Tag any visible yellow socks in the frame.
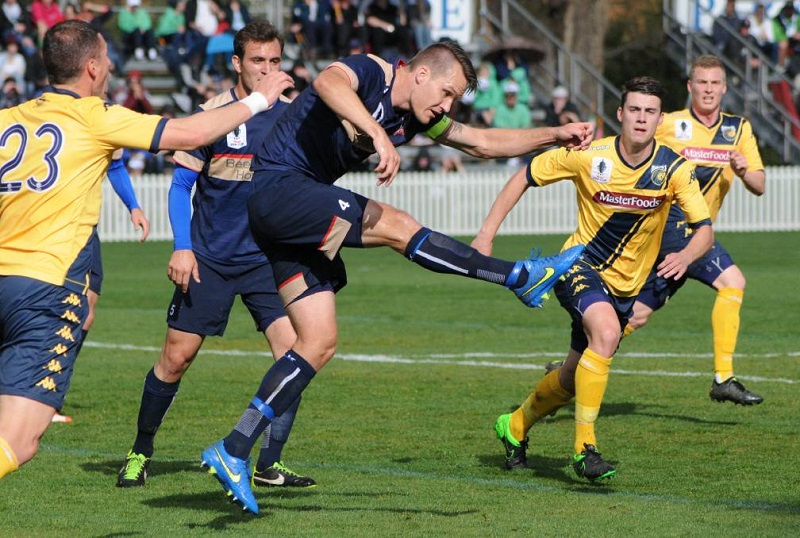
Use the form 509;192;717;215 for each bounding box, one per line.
509;369;573;441
0;436;19;479
712;287;743;382
574;349;612;454
622;324;636;338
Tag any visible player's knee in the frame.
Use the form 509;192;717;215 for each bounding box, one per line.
157;348;195;379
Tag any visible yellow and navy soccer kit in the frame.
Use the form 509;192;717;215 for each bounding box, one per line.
637;109;763;309
0;87;165;409
526;136;711;352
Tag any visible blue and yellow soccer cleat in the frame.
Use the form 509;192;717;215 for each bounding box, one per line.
507;244;584;308
494;413;528;470
201;440;259;514
572;443;616;482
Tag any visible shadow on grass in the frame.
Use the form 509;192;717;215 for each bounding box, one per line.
502;402;738;426
81;458;201;478
142;491;478;529
477;452;618;489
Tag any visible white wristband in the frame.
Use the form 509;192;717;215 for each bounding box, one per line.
241;92;270;116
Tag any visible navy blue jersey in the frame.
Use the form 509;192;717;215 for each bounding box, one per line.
251;54;441;184
172;90;290;265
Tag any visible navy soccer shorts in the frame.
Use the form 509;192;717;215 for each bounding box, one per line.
554;260;636;353
167;256;286;336
636;219;734;311
0;276;88;410
88;230;103;295
248;170;370;305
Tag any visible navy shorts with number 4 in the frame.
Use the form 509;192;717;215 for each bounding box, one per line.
248;170;370;305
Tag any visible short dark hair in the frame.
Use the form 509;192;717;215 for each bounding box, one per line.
43;20;102;84
234;19;284;59
620;76;666;108
407;40;477;92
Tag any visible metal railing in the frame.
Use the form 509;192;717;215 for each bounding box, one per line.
662;0;800;163
477;0;621;134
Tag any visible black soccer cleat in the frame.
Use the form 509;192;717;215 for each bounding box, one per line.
572;443;616;482
251;462;317;488
709;377;763;405
117;451;150;487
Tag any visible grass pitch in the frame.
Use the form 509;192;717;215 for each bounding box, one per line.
1;233;798;537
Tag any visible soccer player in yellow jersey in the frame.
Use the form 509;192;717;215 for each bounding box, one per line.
0;19;293;479
627;55;766;405
473;76;713;481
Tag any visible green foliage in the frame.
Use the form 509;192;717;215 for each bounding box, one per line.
1;234;798;536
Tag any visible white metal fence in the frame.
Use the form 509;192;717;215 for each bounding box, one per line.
99;166;800;242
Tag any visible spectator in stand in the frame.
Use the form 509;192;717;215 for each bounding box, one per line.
364;0;403;59
493;79;532;167
118;0;159;61
221;0;250;33
472;61;501;126
120;70;155;114
1;0;34;52
725;19;762;79
284;59;313;100
290;0;334;60
773;1;800;72
332;0;359;57
156;0;187;51
748;2;777;63
406;0;431;52
493;51;531;107
711;0;742;55
0;75;21;108
0;34;26;94
185;0;222;70
544;85;581;128
492;79;531;129
409;146;434;171
30;0;64;46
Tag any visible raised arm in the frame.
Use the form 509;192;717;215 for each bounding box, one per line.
313;64;402;185
158;70;294;151
436;120;593;159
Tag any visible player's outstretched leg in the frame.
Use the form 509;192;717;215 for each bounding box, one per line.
201;440;259;514
507;245;584;307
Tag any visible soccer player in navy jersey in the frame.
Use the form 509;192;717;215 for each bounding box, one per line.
200;39;594;513
117;20;315;490
0;19;291;479
474;76;713;482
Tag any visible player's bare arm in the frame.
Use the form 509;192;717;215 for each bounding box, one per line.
656;224;714;280
730;150;766;196
471;167;530;256
437;121;593;158
130;208;149;243
315;64;401;185
159;71;294;151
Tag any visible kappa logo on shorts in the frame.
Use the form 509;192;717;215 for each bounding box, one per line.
338;199;350;211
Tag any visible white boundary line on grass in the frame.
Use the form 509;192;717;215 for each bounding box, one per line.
84;341;797;385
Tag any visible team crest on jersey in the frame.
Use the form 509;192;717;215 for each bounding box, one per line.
675;119;692;141
227;124;247;149
590;157;613;183
721;125;736;142
650;164;667;186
